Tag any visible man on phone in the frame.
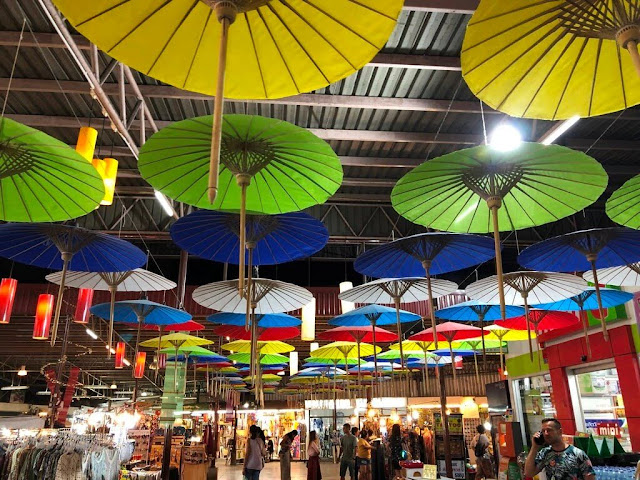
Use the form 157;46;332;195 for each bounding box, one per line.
524;418;595;480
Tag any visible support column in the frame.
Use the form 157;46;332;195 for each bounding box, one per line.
548;367;576;434
614;352;640;451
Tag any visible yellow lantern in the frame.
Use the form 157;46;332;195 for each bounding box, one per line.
75;127;97;162
301;298;316;341
92;158;118;206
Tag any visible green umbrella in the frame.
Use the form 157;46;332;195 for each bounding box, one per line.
392;142;607;320
0;118;104;221
607;174;640;229
227;352;289;365
139;114;343;293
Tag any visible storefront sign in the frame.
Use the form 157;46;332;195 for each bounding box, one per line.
585;419;623;437
437;459;466;479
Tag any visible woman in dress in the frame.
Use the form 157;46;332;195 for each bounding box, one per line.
245;425;267;480
388;424;404;480
279;430;298;480
307;430;322;480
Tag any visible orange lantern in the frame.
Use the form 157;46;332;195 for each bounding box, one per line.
115;342;125;369
134;352;146;379
75;126;97;162
33;294;54;340
0;278;17;324
74;288;93;324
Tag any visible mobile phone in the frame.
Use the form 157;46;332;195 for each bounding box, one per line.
534;431;545;445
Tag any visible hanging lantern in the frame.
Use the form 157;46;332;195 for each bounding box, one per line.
74;288;94;324
157;353;167;370
289;351;298;376
134;352;146;379
75;126;97;162
339;281;355;314
454;357;463;370
310;342;319;352
0;278;17;324
301;298;316;341
33;294;54;340
92;158;119;206
115;342;125;369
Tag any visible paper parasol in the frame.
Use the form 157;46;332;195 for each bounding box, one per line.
607;174;640;229
583;262;640;287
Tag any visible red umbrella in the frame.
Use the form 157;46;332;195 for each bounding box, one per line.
409;322;485;381
213;324;299;342
318;326;398;390
495;310;579;333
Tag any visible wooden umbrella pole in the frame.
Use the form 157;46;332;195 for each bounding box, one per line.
371;320;378;397
51;253;72;347
479;314;487;367
522;293;534;361
208;9;235;205
244;244;253;330
238;178;249;295
588;258;609;340
422;261;439;352
155;325;163;382
579;308;592;359
394;297;407;397
472;349;479;383
448;341;456;382
488;198;507;320
626;40;640;78
107;285;117;358
356;338;361;393
499;336;505;374
423;349;429;396
133;313;143;403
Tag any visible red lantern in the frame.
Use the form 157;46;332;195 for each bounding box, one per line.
74;288;94;324
33;294;54;340
115;342;125;369
455;357;463;370
157;353;167;370
0;278;17;324
134;352;146;379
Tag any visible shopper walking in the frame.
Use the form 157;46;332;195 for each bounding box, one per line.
280;430;298;480
339;423;358;480
245;425;267;480
388;424;404;480
357;430;374;480
471;425;493;480
352;426;360;480
307;430;322;480
524;418;595;480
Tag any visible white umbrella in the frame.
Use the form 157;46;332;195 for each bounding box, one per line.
583;262;640;287
46;269;176;356
339;277;457;395
466;271;586;359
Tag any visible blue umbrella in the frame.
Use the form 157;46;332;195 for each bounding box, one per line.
354;232;496;278
171;210;328;266
436;300;525;363
535;287;633;358
206;312;301;328
0;223;146;346
518;228;640;340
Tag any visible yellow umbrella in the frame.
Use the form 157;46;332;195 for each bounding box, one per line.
52;0;403;203
221;340;294;355
461;0;640;119
467;324;535;373
389;340;436;390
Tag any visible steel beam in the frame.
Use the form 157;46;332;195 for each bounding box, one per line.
403;0;479;14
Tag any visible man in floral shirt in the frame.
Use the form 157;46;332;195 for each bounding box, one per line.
524;419;595;480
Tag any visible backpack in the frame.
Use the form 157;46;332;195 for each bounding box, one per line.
474;437;487;458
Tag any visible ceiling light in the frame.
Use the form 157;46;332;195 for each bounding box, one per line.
105;345;116;355
1;385;28;391
539;115;580;145
154;190;175;217
36;390;51;396
141;391;148;397
123;359;131;367
86;328;98;340
110;383;117;390
489;124;522;152
17;366;27;377
87;385;112;390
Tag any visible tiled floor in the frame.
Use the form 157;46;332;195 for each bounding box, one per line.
218;460;343;480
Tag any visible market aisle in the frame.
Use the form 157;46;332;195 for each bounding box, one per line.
218;461;341;480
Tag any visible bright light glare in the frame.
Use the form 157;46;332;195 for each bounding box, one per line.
86;328;98;340
489;124;522;152
540;115;580;145
484;422;492;431
154;190;175;217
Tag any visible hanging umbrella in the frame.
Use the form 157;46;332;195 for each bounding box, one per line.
328;305;420;390
319;326;397;390
54;1;400;206
213;324;299;341
467;271;586;359
141;115;342;294
207;311;300;328
388;340;439;390
47;268;176;356
534;288;633;358
0;117;104;221
467;324;535;374
0;223;146;346
392;143;607;320
450;339;506;382
338;277;457;396
140;333;213;391
436;300;525;363
583;262;640;287
354;232;495;377
221;340;294;355
518;228;640;339
303;357;361;368
495;310;580;333
127;320;205;333
228;352;289;365
607;175;640;229
461;1;640;120
409;322;484;381
243;374;281;384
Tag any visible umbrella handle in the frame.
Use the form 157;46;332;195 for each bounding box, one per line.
480;315;487;367
522;294;534;361
394;297;407;398
589;260;609;341
208;12;234;204
488;199;507;320
108;286;117;358
245;245;253;331
626;40;640;79
238;179;250;295
580;308;592;359
51;254;71;347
